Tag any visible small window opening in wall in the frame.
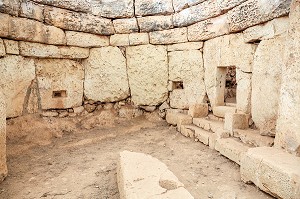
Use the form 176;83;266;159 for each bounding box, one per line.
225;66;237;104
52;90;67;98
172;81;184;90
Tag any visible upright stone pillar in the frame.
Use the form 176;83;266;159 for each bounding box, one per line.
275;0;300;156
0;92;7;182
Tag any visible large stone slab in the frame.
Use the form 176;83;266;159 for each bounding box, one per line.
252;37;285;134
241;147;300;199
0;0;20;16
113;18;139;34
32;0;91;12
275;0;300;155
149;28;188;45
35;59;84;109
44;6;115;35
65;31;109;48
0;92;7;182
173;0;206;12
83;47;130;102
236;70;252;114
168;50;206;108
135;0;174;16
117;151;194;199
138;15;173;32
91;0;134;18
228;0;291;32
20;1;44;22
0;55;35;117
3;39;19;55
19;42;89;59
126;45;168;106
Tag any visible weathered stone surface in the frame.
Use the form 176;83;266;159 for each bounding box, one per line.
117;151;194;199
110;34;130;46
19;42;89;59
188;14;230;41
213;106;236;118
0;55;35;117
66;31;109;47
173;0;206;12
36;59;84;109
0;92;7;182
233;129;274;147
224;113;248;133
3;39;19;55
126;45;168;105
150;28;188;45
0;13;9;37
0;39;5;57
228;0;291;32
32;0;91;12
113;18;139;34
243;16;289;42
167;42;203;51
20;1;44;21
91;0;134;18
84;47;130;102
188;104;208;118
252;37;285;134
135;0;174;16
170;89;189;109
275;0;300;155
0;0;20;16
129;33;149;45
173;0;221;27
169;50;206;107
236;70;252;114
138;15;173;32
44;6;115;35
241;147;300;198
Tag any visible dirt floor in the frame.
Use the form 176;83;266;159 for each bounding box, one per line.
0;110;274;199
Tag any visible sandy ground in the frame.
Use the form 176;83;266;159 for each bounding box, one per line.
0;112;273;199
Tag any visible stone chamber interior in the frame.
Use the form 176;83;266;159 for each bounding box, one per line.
0;0;300;198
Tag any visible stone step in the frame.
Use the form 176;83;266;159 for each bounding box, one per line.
213;106;236;118
233;129;274;147
193;117;224;133
215;138;251;165
166;110;192;131
180;124;214;146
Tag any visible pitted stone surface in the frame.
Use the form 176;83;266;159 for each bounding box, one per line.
0;92;7;182
84;47;130;102
135;0;174;16
91;0;134;18
138;15;174;32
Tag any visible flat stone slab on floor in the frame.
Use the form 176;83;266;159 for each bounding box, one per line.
117;150;194;199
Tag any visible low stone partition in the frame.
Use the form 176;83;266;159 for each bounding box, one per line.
117;151;194;199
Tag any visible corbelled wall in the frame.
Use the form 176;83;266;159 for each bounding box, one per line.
0;0;299;182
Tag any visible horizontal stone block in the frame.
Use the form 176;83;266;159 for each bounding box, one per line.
188;104;209;118
91;0;134;18
113;18;139;34
129;33;149;45
167;42;203;51
32;0;91;13
110;34;130;46
3;39;19;55
44;6;115;35
19;42;89;59
150;28;188;45
66;31;109;47
0;0;20;16
173;0;206;12
135;0;174;16
233;129;274;147
20;1;44;21
213;106;236;118
138;15;173;32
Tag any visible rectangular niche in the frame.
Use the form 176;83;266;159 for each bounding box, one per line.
172;81;184;90
52;90;67;98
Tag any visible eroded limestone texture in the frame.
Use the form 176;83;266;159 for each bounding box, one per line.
0;92;7;182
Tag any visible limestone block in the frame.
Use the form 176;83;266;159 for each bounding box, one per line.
32;0;91;12
213;106;236;118
36;59;84;109
233;129;274;147
135;0;174;16
0;0;20;16
167;42;203;51
138;15;173;32
173;0;221;27
150;28;188;45
252;37;285;133
188;104;208;118
236;70;252;114
243;17;289;42
113;18;139;34
228;0;291;32
173;0;206;12
168;50;206;106
110;34;130;46
3;39;19;55
241;147;300;199
217;0;248;11
19;42;89;59
188;14;230;42
0;92;7;182
44;6;115;35
126;45;168;106
166;109;186;125
275;0;300;155
129;33;149;45
83;47;130;102
91;0;134;18
0;39;5;57
20;1;44;21
224;113;248;133
66;31;109;48
170;89;189;110
0;55;35;117
0;13;9;37
117;151;194;199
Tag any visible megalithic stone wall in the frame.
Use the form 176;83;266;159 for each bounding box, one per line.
0;91;7;182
